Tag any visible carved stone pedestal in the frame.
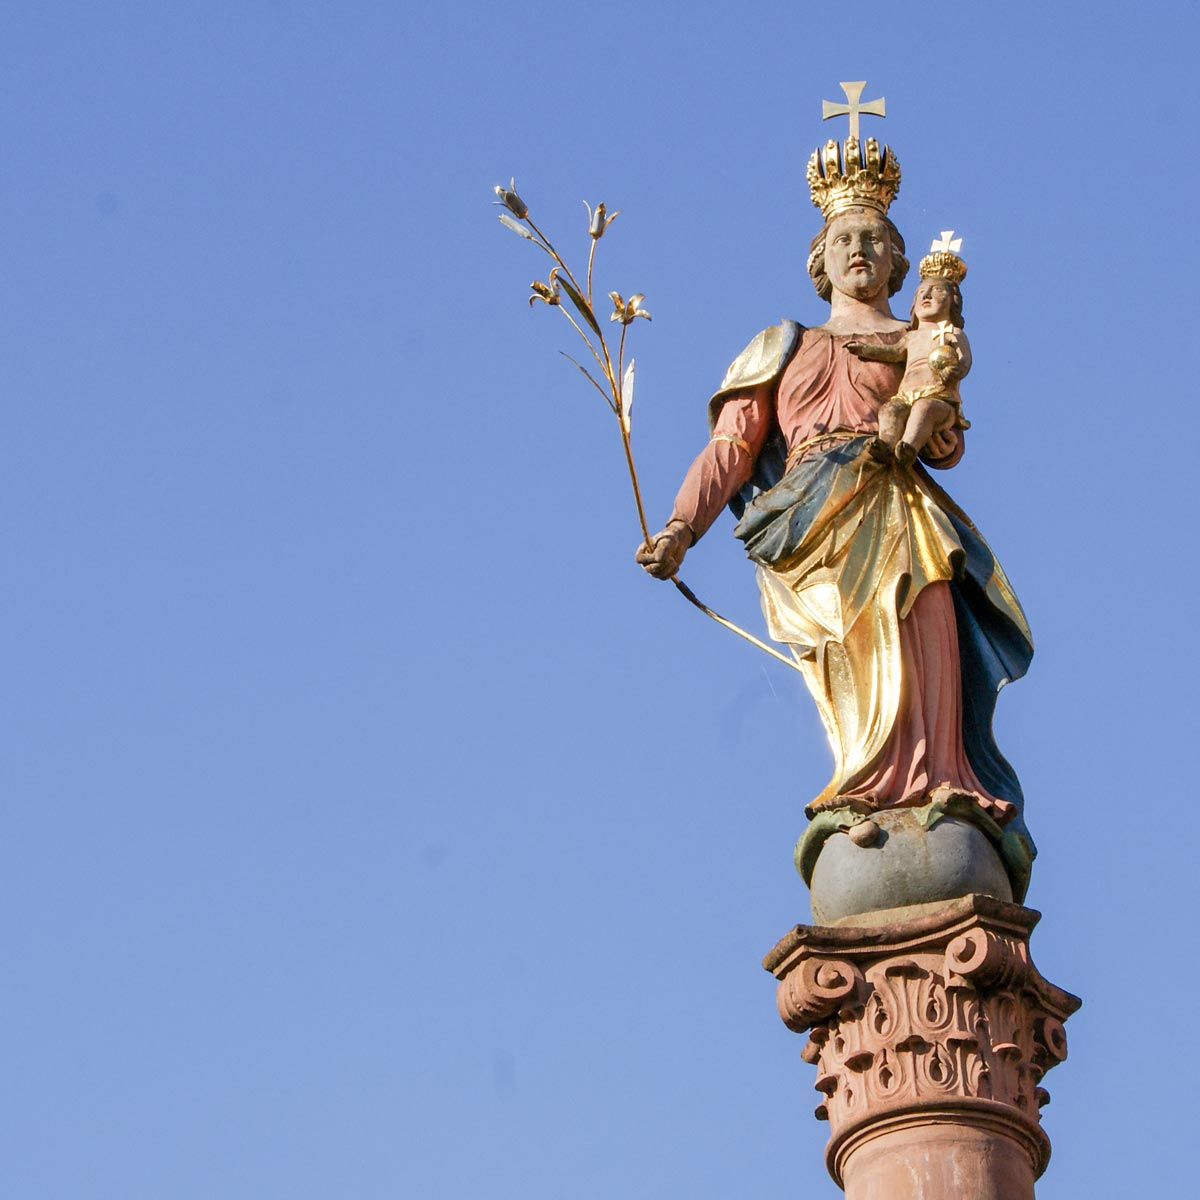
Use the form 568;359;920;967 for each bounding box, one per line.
764;895;1079;1199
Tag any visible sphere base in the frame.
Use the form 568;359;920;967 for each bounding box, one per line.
808;809;1013;925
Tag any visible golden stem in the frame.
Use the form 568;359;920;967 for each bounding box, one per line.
556;305;610;383
669;578;804;673
594;322;619;410
526;217;586;297
617;404;652;545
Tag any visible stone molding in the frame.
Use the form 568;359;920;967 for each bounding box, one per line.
765;895;1080;1189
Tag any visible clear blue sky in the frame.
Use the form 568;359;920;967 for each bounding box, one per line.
1;2;1192;1196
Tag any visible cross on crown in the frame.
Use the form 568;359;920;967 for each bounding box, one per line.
821;81;886;141
808;79;899;218
931;230;963;254
918;230;968;284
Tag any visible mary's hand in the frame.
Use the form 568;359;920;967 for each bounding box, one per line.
635;520;694;579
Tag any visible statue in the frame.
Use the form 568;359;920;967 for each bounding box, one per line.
496;88;1080;1193
495;90;1080;1194
636;87;1036;899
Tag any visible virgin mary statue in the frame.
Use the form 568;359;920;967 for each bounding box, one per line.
637;133;1035;898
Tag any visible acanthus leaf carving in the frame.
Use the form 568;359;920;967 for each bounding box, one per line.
767;898;1080;1168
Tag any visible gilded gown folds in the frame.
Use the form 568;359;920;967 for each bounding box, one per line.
735;435;1031;829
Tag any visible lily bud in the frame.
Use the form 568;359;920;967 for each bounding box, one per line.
585;201;620;240
494;177;528;220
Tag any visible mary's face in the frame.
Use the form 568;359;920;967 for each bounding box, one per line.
824;211;892;301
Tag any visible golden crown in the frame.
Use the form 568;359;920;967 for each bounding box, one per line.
806;135;901;220
918;232;967;284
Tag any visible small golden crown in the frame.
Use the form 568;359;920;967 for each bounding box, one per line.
918;232;967;284
806;136;901;220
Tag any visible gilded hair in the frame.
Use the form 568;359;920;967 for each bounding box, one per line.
806;216;909;302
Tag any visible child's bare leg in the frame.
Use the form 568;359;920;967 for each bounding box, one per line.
896;398;955;464
866;399;907;463
878;399;909;446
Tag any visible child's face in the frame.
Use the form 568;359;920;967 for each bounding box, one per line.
913;279;953;322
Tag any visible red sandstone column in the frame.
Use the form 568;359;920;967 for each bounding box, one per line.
765;895;1078;1199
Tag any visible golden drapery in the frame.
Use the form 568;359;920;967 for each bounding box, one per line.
748;446;1028;808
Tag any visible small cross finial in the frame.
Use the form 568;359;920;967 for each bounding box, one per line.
931;230;962;253
932;321;957;345
821;81;886;141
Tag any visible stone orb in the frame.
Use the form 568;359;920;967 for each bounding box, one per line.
809;808;1013;925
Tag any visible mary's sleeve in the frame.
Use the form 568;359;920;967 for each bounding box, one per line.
670;387;772;540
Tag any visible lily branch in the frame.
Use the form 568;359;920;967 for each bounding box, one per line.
494;178;802;674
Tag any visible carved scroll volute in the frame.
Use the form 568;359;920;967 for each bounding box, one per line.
1036;1015;1069;1066
777;956;864;1033
944;928;1028;990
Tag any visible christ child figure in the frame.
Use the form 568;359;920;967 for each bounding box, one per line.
846;235;971;466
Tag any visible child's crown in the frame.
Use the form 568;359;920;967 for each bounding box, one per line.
919;232;967;284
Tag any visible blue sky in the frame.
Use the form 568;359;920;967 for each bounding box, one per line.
1;2;1194;1196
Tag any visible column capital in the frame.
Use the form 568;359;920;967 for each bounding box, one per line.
765;895;1080;1193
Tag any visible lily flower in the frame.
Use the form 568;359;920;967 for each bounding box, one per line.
529;268;561;306
609;291;651;325
493;178;528;220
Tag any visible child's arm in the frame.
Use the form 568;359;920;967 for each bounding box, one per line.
952;330;971;379
844;338;908;364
